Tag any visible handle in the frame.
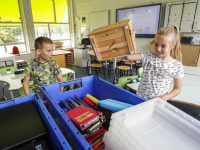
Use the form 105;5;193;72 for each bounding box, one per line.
58;78;82;88
195;59;197;64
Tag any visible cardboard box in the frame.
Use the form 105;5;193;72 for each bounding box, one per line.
88;19;136;61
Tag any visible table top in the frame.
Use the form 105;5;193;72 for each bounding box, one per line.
0;68;75;91
127;82;200;106
0;53;15;58
183;66;200;76
53;50;73;56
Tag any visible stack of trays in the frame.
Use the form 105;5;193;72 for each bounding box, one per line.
103;98;200;150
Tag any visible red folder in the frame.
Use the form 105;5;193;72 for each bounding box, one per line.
86;128;107;146
65;106;103;131
92;139;104;150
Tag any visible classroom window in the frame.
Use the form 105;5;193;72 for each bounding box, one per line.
31;0;71;47
34;24;50;38
50;24;70;40
0;1;27;53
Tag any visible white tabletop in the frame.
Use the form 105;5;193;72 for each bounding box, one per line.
127;82;200;106
184;66;200;76
0;68;75;91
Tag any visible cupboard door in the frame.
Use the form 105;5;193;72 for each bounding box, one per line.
181;45;200;67
149;42;155;52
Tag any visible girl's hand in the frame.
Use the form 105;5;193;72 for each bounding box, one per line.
131;29;136;40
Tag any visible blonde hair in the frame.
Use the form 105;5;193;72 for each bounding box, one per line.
156;25;182;63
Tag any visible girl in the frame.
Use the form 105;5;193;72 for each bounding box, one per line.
125;25;184;100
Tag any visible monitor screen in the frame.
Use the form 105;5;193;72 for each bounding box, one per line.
116;4;162;38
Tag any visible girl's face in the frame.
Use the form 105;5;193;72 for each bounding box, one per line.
154;35;176;61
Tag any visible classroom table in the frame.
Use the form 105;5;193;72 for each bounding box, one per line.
0;68;75;100
126;72;200;107
183;66;200;76
0;53;16;67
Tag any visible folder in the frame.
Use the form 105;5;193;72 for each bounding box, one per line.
86;128;107;146
92;139;104;150
65;106;103;131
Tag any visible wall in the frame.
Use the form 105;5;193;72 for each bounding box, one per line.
74;0;200;52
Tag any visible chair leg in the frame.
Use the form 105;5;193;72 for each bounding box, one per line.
2;83;8;101
113;68;118;84
95;67;98;77
103;66;106;80
86;59;89;74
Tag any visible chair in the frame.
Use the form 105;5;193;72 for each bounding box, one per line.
0;60;14;68
138;67;143;78
0;66;18;100
19;85;33;96
89;63;106;80
107;59;121;79
55;73;70;82
124;61;136;75
16;60;26;69
117;65;131;77
115;75;138;89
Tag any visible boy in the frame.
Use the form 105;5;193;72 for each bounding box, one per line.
23;37;64;96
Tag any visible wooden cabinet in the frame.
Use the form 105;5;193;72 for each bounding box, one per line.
181;44;200;67
149;42;200;67
52;50;74;68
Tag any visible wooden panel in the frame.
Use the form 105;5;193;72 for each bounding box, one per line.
181;45;200;67
52;55;66;68
149;42;155;52
100;47;129;60
88;19;136;61
93;27;125;43
65;53;74;68
97;37;127;52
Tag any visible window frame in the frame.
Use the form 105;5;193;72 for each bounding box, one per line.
0;0;27;54
32;0;71;47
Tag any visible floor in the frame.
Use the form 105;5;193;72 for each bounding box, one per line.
0;64;138;102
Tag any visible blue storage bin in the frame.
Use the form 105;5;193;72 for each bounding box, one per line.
41;76;147;150
0;93;72;150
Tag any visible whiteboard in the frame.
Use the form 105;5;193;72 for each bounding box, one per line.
89;10;109;32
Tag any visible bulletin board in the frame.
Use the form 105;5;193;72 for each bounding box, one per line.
89;10;110;32
164;0;200;32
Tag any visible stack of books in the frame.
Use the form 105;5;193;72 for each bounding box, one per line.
62;95;107;150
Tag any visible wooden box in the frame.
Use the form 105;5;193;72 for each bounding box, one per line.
88;19;136;61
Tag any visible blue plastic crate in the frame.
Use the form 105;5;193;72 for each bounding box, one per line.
0;93;72;150
41;76;147;150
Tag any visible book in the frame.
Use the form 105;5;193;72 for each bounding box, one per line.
65;105;103;131
86;128;107;146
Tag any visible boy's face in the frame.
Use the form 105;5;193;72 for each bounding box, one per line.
37;43;53;62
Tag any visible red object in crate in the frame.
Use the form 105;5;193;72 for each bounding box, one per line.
83;97;98;110
92;139;104;150
65;105;103;131
86;128;107;146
